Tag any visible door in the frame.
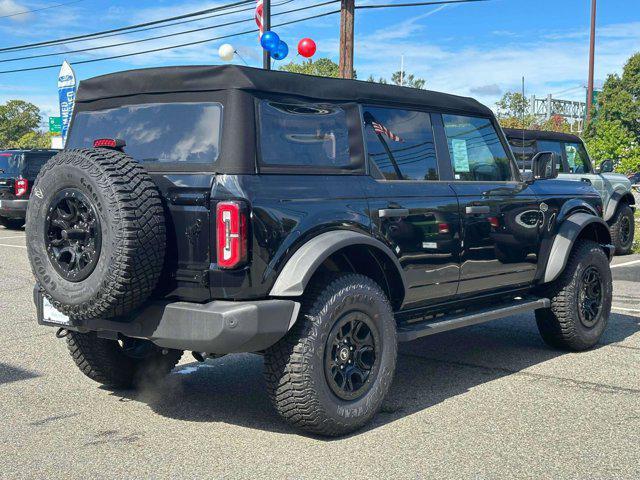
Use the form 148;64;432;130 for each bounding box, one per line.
441;114;542;295
362;106;461;309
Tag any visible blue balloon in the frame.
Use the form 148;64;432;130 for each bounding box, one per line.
260;31;280;52
270;41;289;61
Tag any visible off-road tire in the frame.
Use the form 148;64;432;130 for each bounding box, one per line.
609;203;634;255
26;149;166;320
535;240;612;351
0;216;24;230
66;331;182;389
264;274;397;437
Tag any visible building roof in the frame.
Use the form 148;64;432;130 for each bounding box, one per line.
502;128;582;143
76;65;493;116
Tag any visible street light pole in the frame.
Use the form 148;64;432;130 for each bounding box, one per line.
586;0;596;124
263;0;271;70
339;0;355;79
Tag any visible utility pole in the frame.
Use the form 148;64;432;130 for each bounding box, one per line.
339;0;355;79
586;0;596;123
263;0;271;70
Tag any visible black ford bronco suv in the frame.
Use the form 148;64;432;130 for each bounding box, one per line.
27;66;613;436
0;149;58;229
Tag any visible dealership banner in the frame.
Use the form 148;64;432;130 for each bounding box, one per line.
57;60;77;145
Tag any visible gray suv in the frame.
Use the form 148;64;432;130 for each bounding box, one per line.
505;129;635;255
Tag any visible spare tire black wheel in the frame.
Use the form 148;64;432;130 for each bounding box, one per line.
26;148;166;320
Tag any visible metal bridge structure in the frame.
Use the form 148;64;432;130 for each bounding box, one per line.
530;94;587;133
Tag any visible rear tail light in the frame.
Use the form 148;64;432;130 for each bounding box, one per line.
216;201;248;269
488;216;500;229
438;222;450;234
14;178;28;197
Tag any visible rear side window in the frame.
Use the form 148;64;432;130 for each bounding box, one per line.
67;102;222;164
0;152;24;175
258;101;352;170
537;140;565;173
362;106;438;181
507;137;536;171
443;115;513;182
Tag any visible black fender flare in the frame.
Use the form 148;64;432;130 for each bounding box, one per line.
543;212;613;284
269;230;407;300
604;189;635;222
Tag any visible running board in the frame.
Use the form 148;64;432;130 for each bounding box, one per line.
397;298;550;343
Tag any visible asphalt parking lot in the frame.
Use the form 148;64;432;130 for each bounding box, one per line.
0;225;638;479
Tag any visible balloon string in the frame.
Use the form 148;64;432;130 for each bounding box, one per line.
234;50;250;66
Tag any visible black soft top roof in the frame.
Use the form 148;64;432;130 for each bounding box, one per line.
76;65;492;116
503;128;582;143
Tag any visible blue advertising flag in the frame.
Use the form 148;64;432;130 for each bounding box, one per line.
58;60;77;145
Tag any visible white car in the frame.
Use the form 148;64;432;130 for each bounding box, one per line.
504;128;635;255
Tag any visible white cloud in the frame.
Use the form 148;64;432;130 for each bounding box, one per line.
0;0;29;21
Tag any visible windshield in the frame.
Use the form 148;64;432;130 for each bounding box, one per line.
67;102;223;164
0;152;24;175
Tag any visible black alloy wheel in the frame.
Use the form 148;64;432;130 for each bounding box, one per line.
45;188;102;282
324;311;380;401
619;214;632;247
578;266;604;328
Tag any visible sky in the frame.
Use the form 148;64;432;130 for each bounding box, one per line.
0;0;638;124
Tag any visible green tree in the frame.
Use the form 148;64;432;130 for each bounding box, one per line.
584;52;640;173
495;92;535;129
367;70;426;89
279;58;356;78
0;100;43;147
14;131;53;149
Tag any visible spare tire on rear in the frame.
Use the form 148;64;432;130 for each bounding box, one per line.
26;148;166;320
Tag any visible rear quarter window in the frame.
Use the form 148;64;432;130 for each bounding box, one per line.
67;102;222;165
258;101;358;173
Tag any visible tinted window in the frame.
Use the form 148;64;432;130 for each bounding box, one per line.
507;137;536;171
565;142;591;174
259;101;351;169
0;152;24;175
537;140;565;173
67;103;222;164
363;106;438;181
443;115;513;182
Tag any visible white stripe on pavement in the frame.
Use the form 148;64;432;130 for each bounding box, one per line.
611;259;640;269
0;235;26;241
0;243;26;249
612;306;640;313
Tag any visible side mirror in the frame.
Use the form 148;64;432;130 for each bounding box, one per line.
598;159;614;173
530;151;559;181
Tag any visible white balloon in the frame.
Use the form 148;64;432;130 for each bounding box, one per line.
218;44;235;62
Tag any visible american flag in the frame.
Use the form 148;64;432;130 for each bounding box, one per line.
255;0;264;38
372;121;404;143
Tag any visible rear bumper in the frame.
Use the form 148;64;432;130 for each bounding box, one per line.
0;198;28;219
35;287;300;354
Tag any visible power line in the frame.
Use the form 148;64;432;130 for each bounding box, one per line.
356;0;488;9
0;0;85;19
0;1;338;64
0;9;341;75
0;0;255;53
2;0;297;54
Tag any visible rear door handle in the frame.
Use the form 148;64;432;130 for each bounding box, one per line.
378;208;410;218
465;205;490;215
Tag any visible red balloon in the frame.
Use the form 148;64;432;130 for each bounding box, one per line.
297;38;317;58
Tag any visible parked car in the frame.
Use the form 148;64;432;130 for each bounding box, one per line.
28;66;613;436
504;129;635;255
628;172;640;186
0;149;58;229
